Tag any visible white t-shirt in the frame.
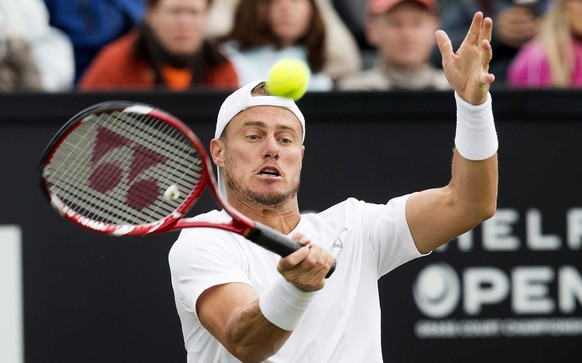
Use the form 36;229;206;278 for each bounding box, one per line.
168;195;426;362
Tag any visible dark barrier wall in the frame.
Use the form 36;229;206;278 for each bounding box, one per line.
1;89;581;363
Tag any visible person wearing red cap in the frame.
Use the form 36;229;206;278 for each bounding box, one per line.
169;11;497;363
337;0;450;91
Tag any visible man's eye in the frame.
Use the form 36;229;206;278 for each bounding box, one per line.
247;135;259;140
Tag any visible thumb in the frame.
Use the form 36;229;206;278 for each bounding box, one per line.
435;30;454;64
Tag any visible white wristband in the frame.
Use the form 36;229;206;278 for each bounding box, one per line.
454;92;498;160
259;277;315;331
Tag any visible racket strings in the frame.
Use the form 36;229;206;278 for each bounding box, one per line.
52;111;201;224
45;109;203;226
50;115;152;224
52;113;149;224
54;115;163;224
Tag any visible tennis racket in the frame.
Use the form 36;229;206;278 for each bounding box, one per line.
39;101;335;277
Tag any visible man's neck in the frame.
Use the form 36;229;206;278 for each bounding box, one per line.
228;196;302;235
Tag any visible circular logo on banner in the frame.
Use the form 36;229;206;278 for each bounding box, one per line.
413;263;460;318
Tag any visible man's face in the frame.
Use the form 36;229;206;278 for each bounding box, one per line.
369;3;438;70
146;0;208;55
214;106;305;206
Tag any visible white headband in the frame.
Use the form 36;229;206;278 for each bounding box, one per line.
215;80;306;140
214;80;306;197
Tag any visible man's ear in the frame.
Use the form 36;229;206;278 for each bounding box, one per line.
210;138;225;167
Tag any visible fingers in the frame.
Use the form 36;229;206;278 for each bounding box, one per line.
481;16;493;43
461;12;494;48
279;237;311;272
480;39;493;69
439;12;492;68
463;11;484;46
278;238;334;291
278;243;331;276
291;232;310;246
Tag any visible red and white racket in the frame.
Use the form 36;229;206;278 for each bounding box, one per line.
39;101;335;276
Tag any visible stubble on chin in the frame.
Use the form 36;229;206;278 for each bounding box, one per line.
224;172;300;207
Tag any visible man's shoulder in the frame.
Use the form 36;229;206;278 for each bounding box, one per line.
174;210;232;238
308;196;410;224
191;209;231;222
304;198;366;221
169;210;236;258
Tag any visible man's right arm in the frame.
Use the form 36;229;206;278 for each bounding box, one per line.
197;282;292;363
196;237;333;362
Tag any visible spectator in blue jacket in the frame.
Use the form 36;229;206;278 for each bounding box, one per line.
43;0;145;83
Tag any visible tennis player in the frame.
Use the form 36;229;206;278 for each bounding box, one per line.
169;11;498;363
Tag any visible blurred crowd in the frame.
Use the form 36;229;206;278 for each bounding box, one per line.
1;0;580;92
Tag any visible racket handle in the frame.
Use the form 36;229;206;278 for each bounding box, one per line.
248;222;336;278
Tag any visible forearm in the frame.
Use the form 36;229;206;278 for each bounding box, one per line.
450;149;498;223
201;276;316;362
407;151;497;253
407;93;498;253
224;299;292;363
449;92;498;227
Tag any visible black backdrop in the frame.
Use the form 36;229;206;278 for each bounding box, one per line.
1;89;581;363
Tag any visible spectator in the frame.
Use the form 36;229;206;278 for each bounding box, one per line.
0;28;43;91
205;0;238;38
508;0;582;88
436;0;548;82
1;0;74;91
314;0;363;79
332;0;368;47
219;0;333;91
78;0;239;91
44;0;146;84
337;0;450;91
207;0;362;80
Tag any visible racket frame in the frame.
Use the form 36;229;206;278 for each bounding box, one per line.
39;101;254;237
39;101;335;275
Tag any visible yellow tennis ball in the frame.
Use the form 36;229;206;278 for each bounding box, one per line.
266;59;310;101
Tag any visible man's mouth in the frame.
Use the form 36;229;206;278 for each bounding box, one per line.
259;167;281;177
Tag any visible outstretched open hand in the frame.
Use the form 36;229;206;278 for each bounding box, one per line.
436;12;495;105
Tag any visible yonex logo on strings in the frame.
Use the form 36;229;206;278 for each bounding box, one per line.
88;127;168;210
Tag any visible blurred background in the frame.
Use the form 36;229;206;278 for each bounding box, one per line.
2;0;582;362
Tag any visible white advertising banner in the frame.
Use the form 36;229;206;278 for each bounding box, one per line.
0;226;23;363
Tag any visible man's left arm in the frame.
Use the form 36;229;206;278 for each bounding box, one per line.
405;12;498;254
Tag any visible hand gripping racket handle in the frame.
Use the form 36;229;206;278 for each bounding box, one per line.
247;222;336;278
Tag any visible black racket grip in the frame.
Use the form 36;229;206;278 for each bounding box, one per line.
247;222;336;278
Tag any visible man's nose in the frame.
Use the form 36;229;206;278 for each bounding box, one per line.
263;136;280;159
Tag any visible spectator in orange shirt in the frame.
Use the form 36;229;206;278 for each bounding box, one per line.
78;0;238;91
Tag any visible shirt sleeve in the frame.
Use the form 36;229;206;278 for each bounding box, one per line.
365;194;430;277
168;229;251;317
